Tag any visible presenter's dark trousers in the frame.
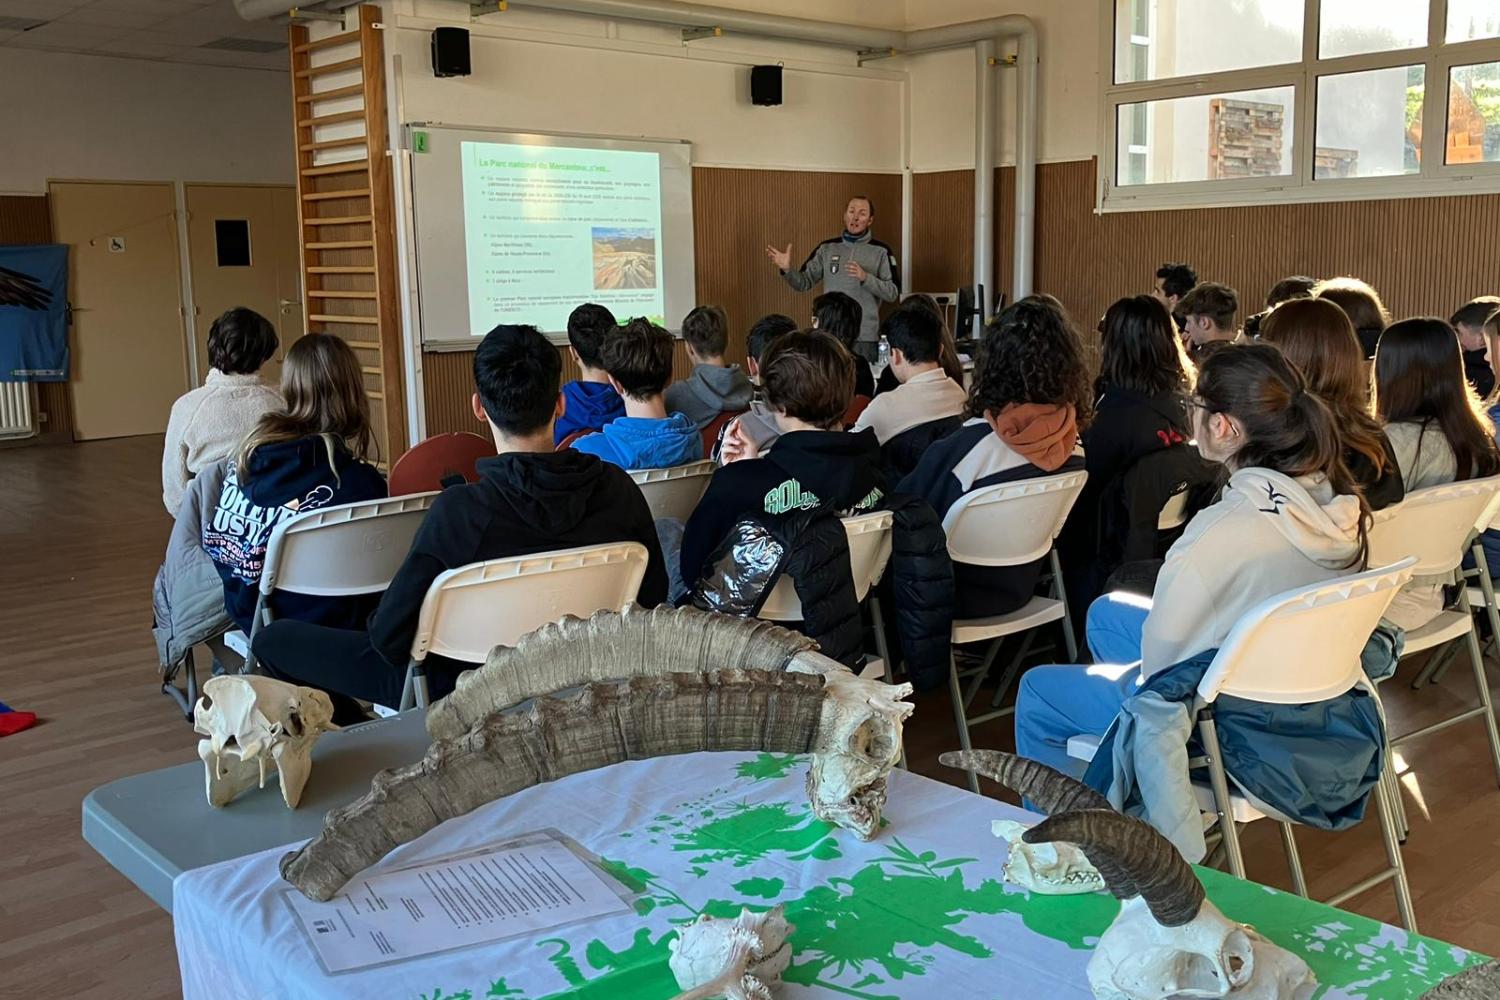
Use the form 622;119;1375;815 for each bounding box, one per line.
253;619;468;724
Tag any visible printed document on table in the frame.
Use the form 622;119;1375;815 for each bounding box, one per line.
283;830;633;973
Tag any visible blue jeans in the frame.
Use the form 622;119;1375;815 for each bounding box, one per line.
1014;593;1149;777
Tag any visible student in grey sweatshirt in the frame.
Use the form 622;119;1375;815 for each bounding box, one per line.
665;304;754;431
765;196;900;361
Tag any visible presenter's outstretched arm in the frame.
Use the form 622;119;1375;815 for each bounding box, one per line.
770;242;821;293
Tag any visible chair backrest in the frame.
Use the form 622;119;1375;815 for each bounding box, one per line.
1158;488;1191;531
410;541;649;663
388;432;495;497
880;414;965;481
258;492;436;597
1368;475;1500;576
942;470;1089;568
759;511;895;621
1198;558;1416;704
628;460;715;522
700;409;745;458
844;394;872;427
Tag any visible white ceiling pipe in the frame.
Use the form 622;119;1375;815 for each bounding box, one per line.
231;0;362;22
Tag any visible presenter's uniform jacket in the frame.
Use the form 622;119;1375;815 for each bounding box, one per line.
780;230;900;348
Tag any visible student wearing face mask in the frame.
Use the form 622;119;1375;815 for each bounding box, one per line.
765;196;900;363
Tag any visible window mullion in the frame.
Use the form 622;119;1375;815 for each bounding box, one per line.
1420;0;1447;176
1298;0;1321;186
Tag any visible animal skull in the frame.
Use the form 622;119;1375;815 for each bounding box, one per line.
193;675;337;809
800;669;913;839
669;905;794;1000
992;819;1105;895
1089;895;1314;1000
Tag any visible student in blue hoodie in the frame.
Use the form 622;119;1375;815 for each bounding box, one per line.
664;305;754;430
571;318;704;469
202;334;386;634
555;302;625;445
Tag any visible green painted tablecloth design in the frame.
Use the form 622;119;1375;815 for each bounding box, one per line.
413;754;1485;1000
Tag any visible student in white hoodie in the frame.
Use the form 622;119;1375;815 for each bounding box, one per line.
1015;343;1370;773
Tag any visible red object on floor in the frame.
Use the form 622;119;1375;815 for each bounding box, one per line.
0;710;37;736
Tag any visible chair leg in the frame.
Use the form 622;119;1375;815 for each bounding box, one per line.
869;595;894;682
1475;542;1500;659
949;651;978;794
961;636;1006;712
162;646;198;720
988;631;1035;709
1374;774;1418;932
1050;549;1079;663
1199;712;1247;879
1278;822;1308;898
1458;584;1500;787
1411;640;1458;689
242;595;268;675
1384;750;1409;842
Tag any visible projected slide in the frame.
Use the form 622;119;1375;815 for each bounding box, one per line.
461;140;664;334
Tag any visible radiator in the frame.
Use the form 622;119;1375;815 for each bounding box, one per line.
0;382;36;440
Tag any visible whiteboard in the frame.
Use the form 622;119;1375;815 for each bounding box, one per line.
406;125;695;348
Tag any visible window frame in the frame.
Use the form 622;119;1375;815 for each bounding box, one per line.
1097;0;1500;212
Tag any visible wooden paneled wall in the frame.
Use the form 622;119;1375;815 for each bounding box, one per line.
0;195;71;440
913;159;1500;339
422;166;903;437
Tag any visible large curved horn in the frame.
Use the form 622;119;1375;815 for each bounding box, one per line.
283;670;828;901
1024;809;1204;927
426;604;826;741
1423;960;1500;999
937;750;1111;815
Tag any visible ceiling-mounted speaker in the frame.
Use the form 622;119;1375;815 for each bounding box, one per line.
431;27;471;78
750;64;782;106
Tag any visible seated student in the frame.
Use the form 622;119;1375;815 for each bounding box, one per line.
901;292;967;387
1260;297;1404;510
554;302;624;445
855;306;967;480
253;324;669;718
1374;317;1500;631
1244;275;1317;340
899;296;1091;620
680;330;885;592
813;291;875;398
1014;343;1370;773
571;318;703;469
202;334;386;635
664;305;754;430
1176;282;1241;363
1451;296;1500;399
1314;276;1390;360
722;313;800;460
1151;261;1198;317
1057;295;1196;607
745;312;797;386
162;307;282;513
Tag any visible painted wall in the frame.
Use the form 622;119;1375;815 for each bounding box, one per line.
386;0;906;171
0;49;294;194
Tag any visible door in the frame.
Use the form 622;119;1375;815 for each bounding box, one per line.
184;184;303;385
50;181;186;441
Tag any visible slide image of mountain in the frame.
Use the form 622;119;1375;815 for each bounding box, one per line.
592;227;657;290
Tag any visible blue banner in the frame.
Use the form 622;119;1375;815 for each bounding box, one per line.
0;244;68;382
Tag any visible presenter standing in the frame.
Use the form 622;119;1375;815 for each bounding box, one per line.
765;196;900;362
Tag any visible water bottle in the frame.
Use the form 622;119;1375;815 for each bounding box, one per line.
875;336;891;378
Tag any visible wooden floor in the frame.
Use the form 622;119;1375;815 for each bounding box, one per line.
1;435;1498;999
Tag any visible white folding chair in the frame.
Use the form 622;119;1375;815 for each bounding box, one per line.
398;541;650;711
628;461;715;522
1366;477;1500;803
1070;560;1419;929
1462;507;1500;661
218;492;437;685
759;512;896;677
946;470;1088;792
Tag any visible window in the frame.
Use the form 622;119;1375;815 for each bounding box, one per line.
1101;0;1500;211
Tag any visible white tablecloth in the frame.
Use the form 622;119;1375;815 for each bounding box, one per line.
173;752;1484;1000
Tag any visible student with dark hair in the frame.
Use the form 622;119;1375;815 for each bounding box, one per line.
162;307;283;513
1177;282;1241;362
555;302;624;445
204;333;385;635
680;330;885;591
1374;318;1500;630
813;290;874;397
1152;262;1199;315
899;296;1092;619
852;304;966;445
901;292;967;387
572;318;703;469
1314;276;1390;360
1016;343;1370;773
1451;296;1500;399
1268;275;1317;307
663;304;753;430
1260;298;1404;510
252;324;668;721
745;313;797;381
1057;295;1200;606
